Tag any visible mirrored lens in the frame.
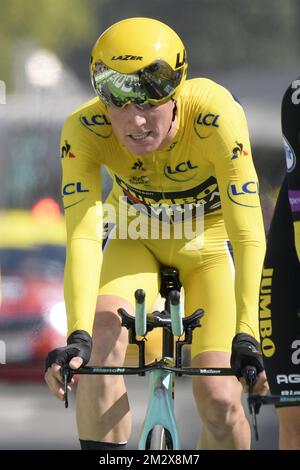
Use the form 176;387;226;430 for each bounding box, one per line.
140;61;183;101
92;60;183;107
101;74;147;106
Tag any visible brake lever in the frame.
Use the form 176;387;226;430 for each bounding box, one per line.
61;366;74;409
247;395;262;441
242;366;261;441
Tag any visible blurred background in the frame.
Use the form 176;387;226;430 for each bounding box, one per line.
0;0;298;449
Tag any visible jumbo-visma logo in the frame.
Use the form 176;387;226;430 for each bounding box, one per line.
227;181;260;208
80;113;112;138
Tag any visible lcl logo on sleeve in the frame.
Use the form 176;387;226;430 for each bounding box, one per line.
194;112;220;139
62;182;89;196
227;181;260;208
80;113;112;138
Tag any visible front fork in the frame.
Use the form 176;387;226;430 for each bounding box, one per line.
138;367;180;450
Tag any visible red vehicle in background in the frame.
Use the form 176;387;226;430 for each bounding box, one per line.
0;199;67;380
0;200;179;380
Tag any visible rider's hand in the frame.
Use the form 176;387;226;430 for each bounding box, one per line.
44;330;92;400
230;333;269;395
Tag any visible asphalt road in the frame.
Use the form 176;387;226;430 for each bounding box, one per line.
0;377;278;450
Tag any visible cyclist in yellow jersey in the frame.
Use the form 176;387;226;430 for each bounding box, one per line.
45;17;268;450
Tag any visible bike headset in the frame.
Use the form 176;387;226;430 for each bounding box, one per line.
90;17;188;110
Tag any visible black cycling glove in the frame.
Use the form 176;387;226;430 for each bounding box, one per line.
45;330;92;371
230;333;264;378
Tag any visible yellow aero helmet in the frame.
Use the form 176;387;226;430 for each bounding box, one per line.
90;17;187;108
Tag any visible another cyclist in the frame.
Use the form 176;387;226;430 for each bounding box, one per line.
45;17;268;450
259;78;300;450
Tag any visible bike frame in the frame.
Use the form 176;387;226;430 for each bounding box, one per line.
138;283;180;449
138;365;179;449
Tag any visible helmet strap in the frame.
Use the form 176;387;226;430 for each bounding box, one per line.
166;100;177;135
172;100;177;122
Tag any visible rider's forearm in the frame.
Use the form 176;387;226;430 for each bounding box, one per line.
65;237;102;336
232;238;266;341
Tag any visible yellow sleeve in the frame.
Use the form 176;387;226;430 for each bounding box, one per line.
60;116;103;336
294;220;300;262
206;87;266;341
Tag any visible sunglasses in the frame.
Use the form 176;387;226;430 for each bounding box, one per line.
91;60;184;108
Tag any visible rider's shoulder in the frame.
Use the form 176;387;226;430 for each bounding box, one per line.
180;78;241;111
62;97;108;131
182;77;230;96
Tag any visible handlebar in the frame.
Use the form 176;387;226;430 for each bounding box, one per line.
60;363;233;408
